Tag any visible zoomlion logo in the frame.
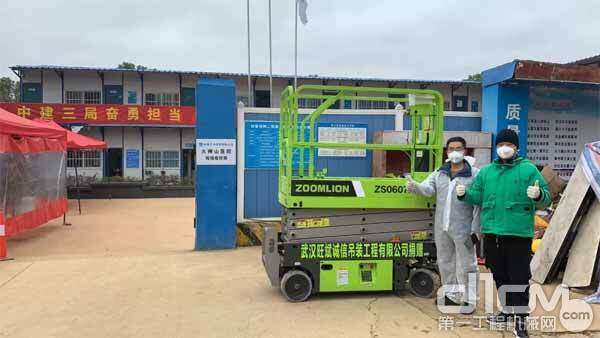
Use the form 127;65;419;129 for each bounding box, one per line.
290;180;364;197
295;184;350;194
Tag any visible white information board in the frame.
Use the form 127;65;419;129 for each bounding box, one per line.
317;123;367;157
528;118;579;176
196;139;236;165
527;86;599;179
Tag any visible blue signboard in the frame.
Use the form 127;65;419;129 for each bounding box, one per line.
126;149;139;168
497;84;529;157
245;121;279;169
245;120;311;169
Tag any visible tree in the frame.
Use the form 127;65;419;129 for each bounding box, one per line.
0;77;18;102
465;73;482;81
15;82;20;101
117;62;148;71
117;62;136;70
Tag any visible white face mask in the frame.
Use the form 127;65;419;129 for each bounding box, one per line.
496;145;515;159
447;151;464;164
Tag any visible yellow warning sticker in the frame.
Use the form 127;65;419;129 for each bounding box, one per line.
295;218;330;228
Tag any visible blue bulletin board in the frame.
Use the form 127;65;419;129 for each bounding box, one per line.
126;149;139;168
245;120;311;169
245;121;279;169
244;120;369;168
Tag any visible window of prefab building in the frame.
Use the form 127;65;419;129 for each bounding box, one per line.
357;100;387;110
357;100;370;109
161;93;179;106
298;98;319;109
145;93;158;106
144;151;179;169
84;91;101;104
145;93;180;106
83;151;101;167
65;91;101;104
67;150;101;168
145;151;162;168
65;91;83;104
373;101;387;109
452;96;468;112
162;151;179;168
67;151;83;167
254;90;270;108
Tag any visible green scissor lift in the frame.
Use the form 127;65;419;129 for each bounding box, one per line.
262;85;444;301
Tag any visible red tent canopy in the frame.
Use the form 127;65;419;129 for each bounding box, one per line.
0;108;67;140
0;108;68;239
34;119;107;150
33;119;105;217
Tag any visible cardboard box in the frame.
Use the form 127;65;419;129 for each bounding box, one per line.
541;165;567;200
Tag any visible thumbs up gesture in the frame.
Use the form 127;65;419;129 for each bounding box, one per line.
527;180;541;200
456;183;466;197
406;175;417;193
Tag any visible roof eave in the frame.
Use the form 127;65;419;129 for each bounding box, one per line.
10;65;481;85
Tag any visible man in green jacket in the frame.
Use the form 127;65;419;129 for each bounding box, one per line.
456;129;550;338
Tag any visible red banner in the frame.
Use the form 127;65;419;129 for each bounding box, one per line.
0;103;196;125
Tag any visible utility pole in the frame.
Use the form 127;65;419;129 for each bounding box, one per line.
294;0;298;89
268;0;273;106
246;0;253;106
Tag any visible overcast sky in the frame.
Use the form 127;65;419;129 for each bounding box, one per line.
1;0;599;80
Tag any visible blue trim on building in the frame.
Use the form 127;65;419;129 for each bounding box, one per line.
482;85;500;135
482;61;517;87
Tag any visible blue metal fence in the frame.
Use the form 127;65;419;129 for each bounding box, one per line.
244;113;395;218
243;112;481;218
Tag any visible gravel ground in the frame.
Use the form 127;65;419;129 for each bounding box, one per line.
0;198;599;338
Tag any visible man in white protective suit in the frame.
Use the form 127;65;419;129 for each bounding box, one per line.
406;136;480;314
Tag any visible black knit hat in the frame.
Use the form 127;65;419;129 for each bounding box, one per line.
495;128;519;148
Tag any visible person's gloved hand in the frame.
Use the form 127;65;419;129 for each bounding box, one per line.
527;180;541;200
456;184;466;197
406;175;417;193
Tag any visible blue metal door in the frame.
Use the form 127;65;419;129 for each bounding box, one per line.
104;85;123;104
22;83;42;103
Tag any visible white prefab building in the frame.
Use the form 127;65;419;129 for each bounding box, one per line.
6;65;482;182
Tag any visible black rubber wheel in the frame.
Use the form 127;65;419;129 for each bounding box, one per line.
408;268;441;298
280;270;312;302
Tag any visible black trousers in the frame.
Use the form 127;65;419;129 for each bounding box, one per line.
484;234;532;315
